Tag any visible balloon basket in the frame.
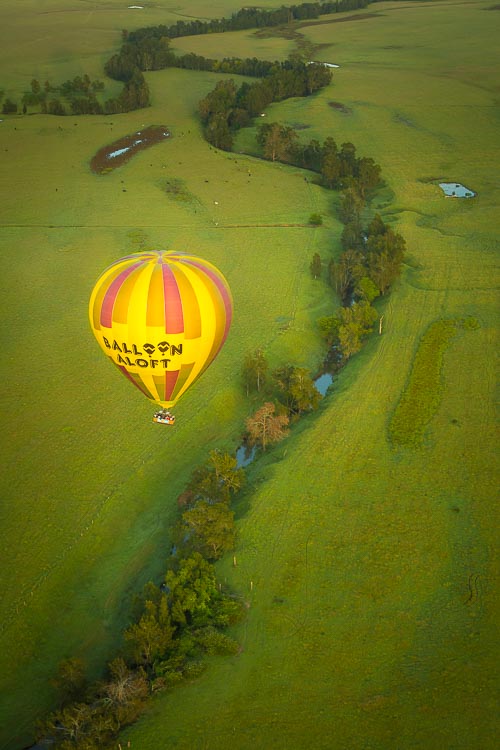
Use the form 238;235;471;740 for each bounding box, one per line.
153;410;176;426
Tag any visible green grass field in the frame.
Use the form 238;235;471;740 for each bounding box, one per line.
0;1;498;748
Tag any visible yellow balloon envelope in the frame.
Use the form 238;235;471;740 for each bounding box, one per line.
89;251;233;409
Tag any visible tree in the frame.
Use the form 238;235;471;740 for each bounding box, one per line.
100;658;149;725
185;465;223;506
317;314;340;346
185;451;244;506
242;348;268;395
310;252;322;279
308;213;323;226
47;98;66;115
37;701;116;749
205;113;233;150
321;149;340;188
339;141;357;178
246;402;289;450
165;553;218;627
357;157;381;195
23;91;41;108
257;121;297;162
199;78;237;122
2;98;17;114
338;187;365;225
208;450;245;496
366;225;405;260
367;250;401;295
340;219;365;251
274;366;321;415
338;301;378;359
116;70;150;111
182;500;236;560
329;249;365;303
365;226;405;294
355;276;379;303
301;138;322;171
51;657;87;708
124;596;174;667
367;213;386;237
243;78;274;116
305;62;332;94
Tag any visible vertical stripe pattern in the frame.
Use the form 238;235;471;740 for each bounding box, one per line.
89;250;233;409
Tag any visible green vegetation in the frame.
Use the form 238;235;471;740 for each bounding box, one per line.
388;319;458;448
37;550;244;748
309;213;323;226
242;349;269;395
35;450;246;748
389;317;482;448
0;1;498;749
128;1;371;42
199;64;332;149
246;402;290;450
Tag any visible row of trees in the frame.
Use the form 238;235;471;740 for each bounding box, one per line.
257;124;382;195
101;0;373;100
242;351;321;418
241;352;323;451
102;0;363;115
22;75;105;115
335;214;405;298
176;450;245;561
199;63;332;150
35;345;331;747
4;73;149;116
126;0;372;42
36;452;248;748
102;33;332;122
240;238;404;445
2;0;370;118
314;213;406;362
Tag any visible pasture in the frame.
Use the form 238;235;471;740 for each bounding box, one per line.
0;1;498;748
0;7;331;746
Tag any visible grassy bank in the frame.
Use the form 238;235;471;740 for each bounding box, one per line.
123;2;498;748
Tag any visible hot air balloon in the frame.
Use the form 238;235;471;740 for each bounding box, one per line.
89;250;233;423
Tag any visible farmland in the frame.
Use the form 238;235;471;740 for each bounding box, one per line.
0;1;498;749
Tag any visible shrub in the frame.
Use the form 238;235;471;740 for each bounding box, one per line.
309;213;323;226
194;627;240;656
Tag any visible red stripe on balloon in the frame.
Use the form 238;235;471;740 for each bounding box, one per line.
100;262;143;328
162;263;184;334
183;260;233;341
164;370;180;401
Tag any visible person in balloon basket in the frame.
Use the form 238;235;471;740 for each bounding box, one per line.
154;409;175;425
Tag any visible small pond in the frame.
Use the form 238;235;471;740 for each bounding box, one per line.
314;373;333;396
439;182;475;198
236;445;256;468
